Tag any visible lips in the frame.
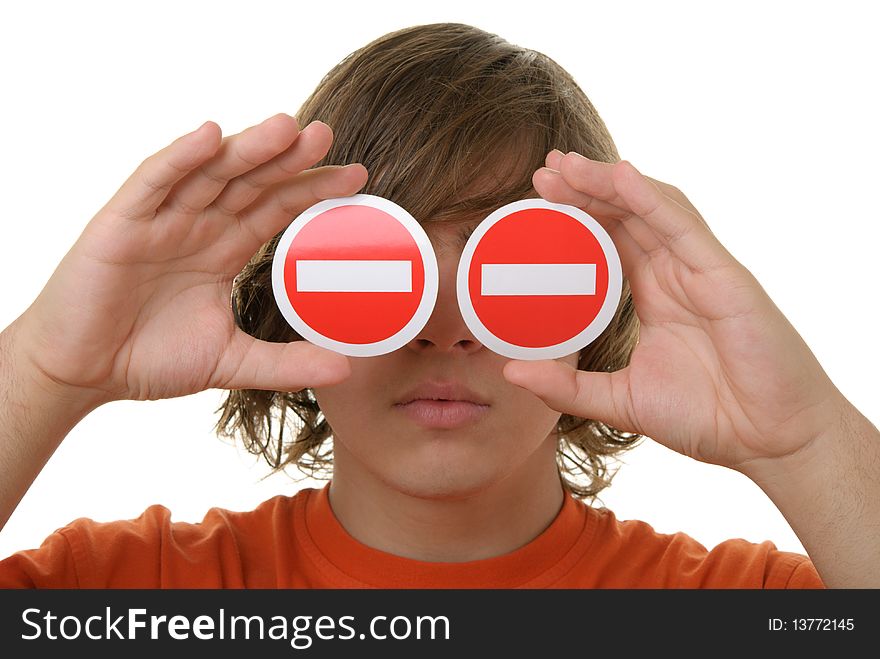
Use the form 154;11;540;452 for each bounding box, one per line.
394;381;489;406
393;381;491;429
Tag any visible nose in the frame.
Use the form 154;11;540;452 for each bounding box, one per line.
405;245;483;355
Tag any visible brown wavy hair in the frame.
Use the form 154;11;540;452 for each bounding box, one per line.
215;23;642;501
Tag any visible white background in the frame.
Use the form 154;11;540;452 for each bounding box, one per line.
1;0;877;561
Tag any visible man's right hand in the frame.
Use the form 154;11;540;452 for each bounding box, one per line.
9;114;365;410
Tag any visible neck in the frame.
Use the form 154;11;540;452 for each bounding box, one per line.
327;436;565;562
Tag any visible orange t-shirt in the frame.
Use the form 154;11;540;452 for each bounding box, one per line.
0;483;824;588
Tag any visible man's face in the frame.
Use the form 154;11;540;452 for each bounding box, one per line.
311;217;580;500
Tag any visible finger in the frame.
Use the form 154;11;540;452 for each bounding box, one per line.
238;163;369;245
558;151;696;215
545;149;564;169
552;154;668;257
533;166;633;223
612;160;733;273
163;113;301;214
550;153;727;269
558;151;713;235
107;121;222;221
212;120;334;215
533;167;654;275
503;359;635;433
216;330;352;391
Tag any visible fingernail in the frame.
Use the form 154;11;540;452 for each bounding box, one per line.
305;120;329;132
546;149;564;164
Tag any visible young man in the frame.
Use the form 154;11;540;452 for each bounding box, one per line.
0;23;877;588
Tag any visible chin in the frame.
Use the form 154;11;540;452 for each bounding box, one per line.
379;464;504;502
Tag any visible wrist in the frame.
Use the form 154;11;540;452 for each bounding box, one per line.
736;392;855;488
1;315;108;422
0;316;109;530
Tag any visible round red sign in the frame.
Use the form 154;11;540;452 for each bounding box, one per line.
456;199;622;360
272;194;438;357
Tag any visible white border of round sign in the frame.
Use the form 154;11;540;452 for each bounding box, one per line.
456;198;623;361
271;193;439;357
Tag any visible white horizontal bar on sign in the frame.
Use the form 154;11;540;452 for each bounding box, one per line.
481;263;597;296
296;260;413;293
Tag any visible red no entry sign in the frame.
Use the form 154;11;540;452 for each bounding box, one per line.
272;194;438;357
456;199;623;360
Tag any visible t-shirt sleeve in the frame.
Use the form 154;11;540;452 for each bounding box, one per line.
692;537;826;589
781;552;825;589
596;510;827;588
0;504;249;589
0;528;82;588
0;505;175;588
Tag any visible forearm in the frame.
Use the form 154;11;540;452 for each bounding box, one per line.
0;316;102;531
745;401;880;588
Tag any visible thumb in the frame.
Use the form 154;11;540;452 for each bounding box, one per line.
217;329;352;391
502;359;625;428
